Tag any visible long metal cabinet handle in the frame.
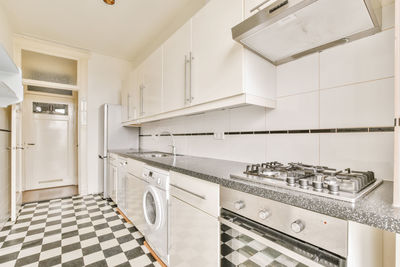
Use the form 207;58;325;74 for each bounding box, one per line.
127;94;131;119
250;0;272;13
140;85;144;116
184;55;188;104
189;52;193;103
170;183;206;200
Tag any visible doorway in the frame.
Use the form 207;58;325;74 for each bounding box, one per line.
21;87;78;202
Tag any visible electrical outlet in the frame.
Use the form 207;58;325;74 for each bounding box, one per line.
214;132;225;140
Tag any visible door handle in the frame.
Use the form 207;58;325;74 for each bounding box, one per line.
27;143;36;146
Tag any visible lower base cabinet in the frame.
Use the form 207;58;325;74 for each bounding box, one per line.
169;195;220;267
125;173;147;234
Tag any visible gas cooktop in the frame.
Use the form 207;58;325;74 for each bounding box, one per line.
230;162;382;202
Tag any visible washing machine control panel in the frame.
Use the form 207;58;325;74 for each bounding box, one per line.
142;166;170;191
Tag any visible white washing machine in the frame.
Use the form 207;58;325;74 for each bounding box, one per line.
142;165;169;265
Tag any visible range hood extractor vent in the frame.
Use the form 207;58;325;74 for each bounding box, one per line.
232;0;382;65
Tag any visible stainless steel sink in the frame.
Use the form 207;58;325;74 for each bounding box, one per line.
126;151;181;158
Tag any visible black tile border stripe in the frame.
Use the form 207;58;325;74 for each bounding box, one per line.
0;129;11;133
139;126;394;137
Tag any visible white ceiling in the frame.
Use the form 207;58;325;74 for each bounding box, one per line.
0;0;206;62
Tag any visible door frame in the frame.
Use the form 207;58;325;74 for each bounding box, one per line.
10;35;90;221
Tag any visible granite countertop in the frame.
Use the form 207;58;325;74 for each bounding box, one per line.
110;149;400;234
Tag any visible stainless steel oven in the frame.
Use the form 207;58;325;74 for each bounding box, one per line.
220;187;347;267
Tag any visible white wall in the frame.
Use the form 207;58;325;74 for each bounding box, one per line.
0;3;14;225
140;2;395;181
87;53;131;194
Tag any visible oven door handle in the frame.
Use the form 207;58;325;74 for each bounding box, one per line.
219;217;325;267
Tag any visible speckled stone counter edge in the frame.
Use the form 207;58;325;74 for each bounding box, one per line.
111;150;400;234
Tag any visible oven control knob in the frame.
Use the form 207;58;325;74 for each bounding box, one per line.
291;220;305;233
234;201;245;210
258;210;270;220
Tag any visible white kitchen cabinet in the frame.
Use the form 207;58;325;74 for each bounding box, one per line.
170;196;220;267
137;47;163;117
121;70;140;122
244;0;271;19
125;173;147;234
108;153;119;203
116;157;128;213
122;0;276;126
190;0;276;106
121;80;129;122
169;171;220;267
163;21;191;112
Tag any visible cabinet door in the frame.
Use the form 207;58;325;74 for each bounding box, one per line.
244;0;271;18
126;174;147;234
170;196;220;267
140;47;163;117
191;0;243;105
121;80;129;122
117;168;126;212
110;165;117;203
127;69;139;120
163;21;191;112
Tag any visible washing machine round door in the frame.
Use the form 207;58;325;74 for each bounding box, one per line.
143;186;163;231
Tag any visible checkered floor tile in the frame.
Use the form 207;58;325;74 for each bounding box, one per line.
0;194;161;267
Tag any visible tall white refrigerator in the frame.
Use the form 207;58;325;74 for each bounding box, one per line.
98;104;139;198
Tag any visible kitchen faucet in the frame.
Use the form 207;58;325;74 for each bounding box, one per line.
156;130;176;156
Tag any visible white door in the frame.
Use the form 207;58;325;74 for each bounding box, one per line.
139;47;163;117
170;195;220;267
126;174;147;233
191;0;243;105
23;94;77;190
163;21;191;111
11;103;23;221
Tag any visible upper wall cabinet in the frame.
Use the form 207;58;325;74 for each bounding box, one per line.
122;0;277;125
244;0;271;19
163;21;191;112
0;44;23;107
137;47;163;117
121;69;140;122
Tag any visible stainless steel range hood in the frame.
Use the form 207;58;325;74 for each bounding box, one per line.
232;0;382;65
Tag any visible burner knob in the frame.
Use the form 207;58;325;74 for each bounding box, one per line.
286;177;295;186
291;220;305;233
299;179;308;189
328;183;339;194
234;200;245;210
258;209;270;220
312;180;323;191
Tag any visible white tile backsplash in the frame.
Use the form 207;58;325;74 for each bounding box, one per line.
320;78;394;128
277;53;319;97
267;92;319;130
226;134;267;164
320;133;394;180
140;7;395;181
320;29;394;89
229;105;267;132
266;134;320;165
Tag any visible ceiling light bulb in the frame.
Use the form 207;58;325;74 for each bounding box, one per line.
103;0;115;5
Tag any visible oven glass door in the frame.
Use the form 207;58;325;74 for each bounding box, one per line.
220;209;346;267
